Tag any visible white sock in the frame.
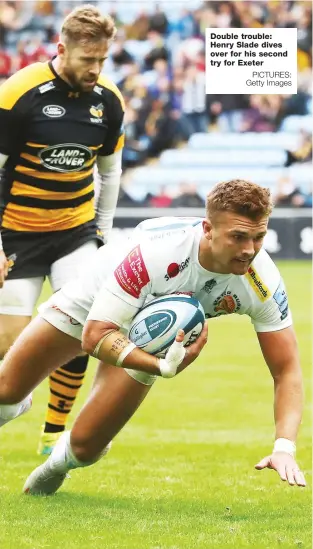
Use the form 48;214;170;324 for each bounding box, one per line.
0;394;32;427
48;431;111;474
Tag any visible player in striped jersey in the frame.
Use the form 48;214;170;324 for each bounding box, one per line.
0;5;125;454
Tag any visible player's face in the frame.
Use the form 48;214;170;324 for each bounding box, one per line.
203;212;268;275
60;39;109;92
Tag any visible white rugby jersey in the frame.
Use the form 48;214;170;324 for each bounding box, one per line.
58;217;292;333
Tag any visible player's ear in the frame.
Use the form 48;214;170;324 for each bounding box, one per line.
57;41;66;57
202;219;212;241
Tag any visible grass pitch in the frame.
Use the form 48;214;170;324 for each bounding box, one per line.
0;261;311;549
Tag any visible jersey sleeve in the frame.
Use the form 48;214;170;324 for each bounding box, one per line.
248;252;292;332
98;91;125;157
87;238;153;326
0;79;28;156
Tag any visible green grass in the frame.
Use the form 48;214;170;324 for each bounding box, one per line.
0;261;311;549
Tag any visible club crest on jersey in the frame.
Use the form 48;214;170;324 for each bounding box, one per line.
90;103;104;123
213;290;241;315
245;266;270;302
90;103;104;118
164;258;190;281
39;144;93;172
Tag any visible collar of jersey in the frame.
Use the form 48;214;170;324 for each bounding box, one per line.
48;57;81;93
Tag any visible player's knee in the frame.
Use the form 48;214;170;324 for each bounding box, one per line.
0;382;28;404
0;323;28;359
0;332;14;360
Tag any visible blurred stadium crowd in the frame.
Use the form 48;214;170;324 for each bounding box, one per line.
0;0;312;208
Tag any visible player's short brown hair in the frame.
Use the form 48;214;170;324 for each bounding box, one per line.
206;179;273;221
61;4;116;44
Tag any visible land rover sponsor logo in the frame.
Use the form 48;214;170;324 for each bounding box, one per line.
39;144;92;172
42;105;66;118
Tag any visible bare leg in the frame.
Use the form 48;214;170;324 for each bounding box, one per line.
0;316;82;404
71;362;152;461
23;363;154;495
0;314;31;359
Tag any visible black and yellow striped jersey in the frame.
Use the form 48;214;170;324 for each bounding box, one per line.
0;59;124;232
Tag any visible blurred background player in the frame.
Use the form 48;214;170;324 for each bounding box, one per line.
0;4;124;455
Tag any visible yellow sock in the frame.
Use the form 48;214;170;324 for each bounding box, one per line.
44;355;89;432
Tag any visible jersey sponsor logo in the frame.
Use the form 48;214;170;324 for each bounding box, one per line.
273;279;289;320
202;279;217;294
213;290;241;315
38;81;55;94
42;105;66;118
245;266;270;302
39;144;93;173
164;257;190;281
114;245;150;299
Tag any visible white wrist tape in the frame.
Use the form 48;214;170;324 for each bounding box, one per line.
159;339;186;378
273;438;296;456
116;343;136;367
159;358;176;378
0;232;3;251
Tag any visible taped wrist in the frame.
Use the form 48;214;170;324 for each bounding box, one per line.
273;437;296;456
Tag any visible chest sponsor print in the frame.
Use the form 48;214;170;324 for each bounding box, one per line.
39;143;93;172
42;105;66;118
114;245;150;299
164;257;190;281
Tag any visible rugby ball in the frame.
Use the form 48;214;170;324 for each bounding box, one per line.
128;294;205;358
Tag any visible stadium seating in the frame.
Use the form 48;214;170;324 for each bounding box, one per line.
280;115;312;133
159;149;287;167
188;132;301;151
125;165;312;200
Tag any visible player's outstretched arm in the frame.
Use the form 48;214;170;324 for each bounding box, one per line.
255;326;306;487
82;320;208;378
